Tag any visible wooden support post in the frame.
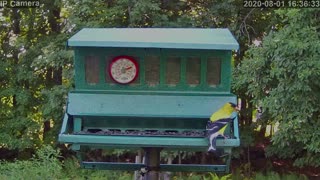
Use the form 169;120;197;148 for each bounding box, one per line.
144;148;161;180
224;148;232;173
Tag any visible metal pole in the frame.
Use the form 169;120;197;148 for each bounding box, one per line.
144;148;161;180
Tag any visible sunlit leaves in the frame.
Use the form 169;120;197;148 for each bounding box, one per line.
234;9;320;167
0;0;73;150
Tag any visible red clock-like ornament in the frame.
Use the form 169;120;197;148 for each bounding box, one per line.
109;56;139;84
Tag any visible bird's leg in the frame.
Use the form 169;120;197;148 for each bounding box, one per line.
223;135;227;139
220;134;231;139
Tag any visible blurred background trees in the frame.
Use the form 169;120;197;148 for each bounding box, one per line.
233;9;320;167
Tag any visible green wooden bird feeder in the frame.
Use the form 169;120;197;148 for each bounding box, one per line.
59;28;240;176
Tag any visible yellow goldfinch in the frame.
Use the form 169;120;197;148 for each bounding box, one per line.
207;102;238;152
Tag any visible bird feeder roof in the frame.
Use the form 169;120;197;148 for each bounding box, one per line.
68;28;239;50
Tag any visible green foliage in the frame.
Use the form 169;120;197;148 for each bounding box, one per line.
234;9;320;167
207;173;232;180
0;145;63;179
230;168;309;180
0;1;72;149
254;171;308;180
62;156;133;180
0;146;134;180
0;146;311;180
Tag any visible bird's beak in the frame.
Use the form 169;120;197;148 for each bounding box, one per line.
235;106;241;111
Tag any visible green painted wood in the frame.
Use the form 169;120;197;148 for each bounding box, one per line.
74;49;83;88
60;113;239;148
139;56;145;84
159;53;165;86
180;57;187;84
68;28;239;50
82;162;145;170
200;56;207;88
67;92;237;118
59;107;240;148
60;114;69;134
59;115;240;148
81;162;227;172
74;118;82;132
70;89;236;96
224;148;232;173
233;112;240;139
71;144;80;151
160;164;226;172
60;28;240;173
220;51;232;91
82;117;207;131
99;54;106;84
73;47;232;92
58;134;240;148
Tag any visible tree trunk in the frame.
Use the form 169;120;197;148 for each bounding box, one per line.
43;4;62;142
240;98;253;126
11;9;20;109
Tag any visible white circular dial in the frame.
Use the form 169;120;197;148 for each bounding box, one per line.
109;56;138;84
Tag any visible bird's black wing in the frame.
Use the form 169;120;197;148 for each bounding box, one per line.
206;117;235;134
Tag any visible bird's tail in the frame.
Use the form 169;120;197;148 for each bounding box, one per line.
207;144;216;152
207;132;219;152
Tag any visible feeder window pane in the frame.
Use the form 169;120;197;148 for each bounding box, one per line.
166;57;181;86
85;56;99;84
145;56;160;87
186;57;201;86
207;58;221;87
128;56;140;85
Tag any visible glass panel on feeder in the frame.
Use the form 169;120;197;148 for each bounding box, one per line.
128;56;140;85
166;57;181;86
207;58;221;87
145;56;160;87
186;57;201;87
85;56;99;84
